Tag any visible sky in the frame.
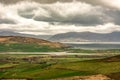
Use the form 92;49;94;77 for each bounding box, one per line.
0;0;120;35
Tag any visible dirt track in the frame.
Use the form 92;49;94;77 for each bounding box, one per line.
53;74;111;80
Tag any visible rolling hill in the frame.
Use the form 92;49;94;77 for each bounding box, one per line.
0;36;67;52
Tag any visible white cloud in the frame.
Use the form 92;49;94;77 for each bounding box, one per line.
101;0;120;9
0;1;120;35
1;22;120;35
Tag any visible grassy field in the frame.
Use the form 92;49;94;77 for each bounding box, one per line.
0;43;120;79
66;48;120;53
0;43;63;52
1;43;120;54
0;54;120;80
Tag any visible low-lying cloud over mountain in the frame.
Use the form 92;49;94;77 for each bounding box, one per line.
0;0;120;35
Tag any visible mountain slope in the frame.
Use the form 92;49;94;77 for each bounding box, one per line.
0;36;66;48
49;31;120;42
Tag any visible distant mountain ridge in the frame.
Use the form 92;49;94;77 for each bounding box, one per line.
0;31;52;40
49;31;120;42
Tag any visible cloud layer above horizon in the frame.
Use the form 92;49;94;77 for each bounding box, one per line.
0;0;120;35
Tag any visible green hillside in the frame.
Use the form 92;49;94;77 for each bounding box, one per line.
0;36;67;52
0;43;62;52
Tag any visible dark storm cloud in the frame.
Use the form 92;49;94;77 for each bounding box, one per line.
16;1;106;26
34;14;105;26
11;0;119;26
0;18;16;24
0;0;119;9
0;0;72;4
104;9;120;25
18;8;35;19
